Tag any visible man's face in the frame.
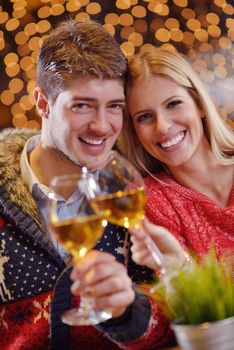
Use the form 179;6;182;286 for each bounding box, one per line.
44;78;125;171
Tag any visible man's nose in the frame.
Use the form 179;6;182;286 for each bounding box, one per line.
89;109;110;134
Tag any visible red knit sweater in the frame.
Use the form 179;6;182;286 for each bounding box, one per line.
145;172;234;261
1;170;233;350
116;171;234;349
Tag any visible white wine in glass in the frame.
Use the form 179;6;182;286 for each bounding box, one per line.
84;151;146;229
82;151;166;273
90;187;145;229
50;214;105;259
48;173;112;326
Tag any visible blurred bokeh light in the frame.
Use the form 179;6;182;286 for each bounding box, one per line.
0;0;234;130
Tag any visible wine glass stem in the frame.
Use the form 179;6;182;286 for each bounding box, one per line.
146;237;176;293
146;235;167;276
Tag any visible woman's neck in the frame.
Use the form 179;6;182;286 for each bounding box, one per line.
168;153;234;208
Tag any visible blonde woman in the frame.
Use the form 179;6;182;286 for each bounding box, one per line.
124;47;233;271
71;48;233;349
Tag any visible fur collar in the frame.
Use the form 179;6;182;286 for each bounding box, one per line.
0;128;42;227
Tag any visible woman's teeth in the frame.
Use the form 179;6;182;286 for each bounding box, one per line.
160;131;185;148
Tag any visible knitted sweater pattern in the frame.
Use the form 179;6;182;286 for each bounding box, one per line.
107;171;234;350
141;172;234;347
145;172;234;261
0;128;156;350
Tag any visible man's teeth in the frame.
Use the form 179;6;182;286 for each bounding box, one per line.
161;132;185;148
82;138;104;145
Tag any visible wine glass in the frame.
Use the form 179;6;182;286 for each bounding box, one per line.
47;173;112;325
81;150;166;274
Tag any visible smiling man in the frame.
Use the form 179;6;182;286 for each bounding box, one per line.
32;21;126;180
0;19;155;349
32;76;125;180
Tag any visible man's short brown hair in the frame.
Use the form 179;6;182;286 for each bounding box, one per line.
37;19;128;102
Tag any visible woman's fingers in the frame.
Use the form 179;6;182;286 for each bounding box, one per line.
130;217;187;270
129;225;145;239
143;220;186;266
130;235;158;270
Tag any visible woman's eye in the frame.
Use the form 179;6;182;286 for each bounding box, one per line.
167;100;182;109
136;113;152;123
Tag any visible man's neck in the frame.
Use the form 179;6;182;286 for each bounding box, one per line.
29;141;81;188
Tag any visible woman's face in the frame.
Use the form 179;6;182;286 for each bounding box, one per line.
127;75;208;170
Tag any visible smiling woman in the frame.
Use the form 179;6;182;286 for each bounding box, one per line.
127;75;206;169
122;47;234;260
67;47;234;350
124;47;233;172
82;44;234;350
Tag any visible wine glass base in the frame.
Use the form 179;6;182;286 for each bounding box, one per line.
61;307;112;326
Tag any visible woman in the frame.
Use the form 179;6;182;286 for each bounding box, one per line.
71;48;234;349
124;47;234;271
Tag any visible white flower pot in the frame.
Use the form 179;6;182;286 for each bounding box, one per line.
171;316;234;350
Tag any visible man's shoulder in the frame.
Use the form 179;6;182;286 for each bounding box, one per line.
0;127;39;143
0;128;40;167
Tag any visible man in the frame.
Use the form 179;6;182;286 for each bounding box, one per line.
0;19;154;349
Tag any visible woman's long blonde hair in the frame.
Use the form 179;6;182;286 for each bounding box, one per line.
122;47;234;176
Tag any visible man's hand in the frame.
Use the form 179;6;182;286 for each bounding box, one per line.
70;250;135;319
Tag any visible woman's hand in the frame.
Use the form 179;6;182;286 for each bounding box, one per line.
130;218;187;272
70;250;135;319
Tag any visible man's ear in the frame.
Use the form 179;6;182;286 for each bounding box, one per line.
33;87;50;118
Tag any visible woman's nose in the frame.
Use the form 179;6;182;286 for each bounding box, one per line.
156;114;172;135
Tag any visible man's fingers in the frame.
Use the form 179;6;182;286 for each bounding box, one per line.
71;250;116;280
71;255;129;296
92;289;135;311
82;274;133;298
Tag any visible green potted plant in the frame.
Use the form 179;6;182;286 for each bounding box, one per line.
151;252;234;350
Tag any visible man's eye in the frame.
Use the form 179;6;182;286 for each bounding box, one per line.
71;103;89;111
167;100;182;109
135;113;152;123
110;103;125;110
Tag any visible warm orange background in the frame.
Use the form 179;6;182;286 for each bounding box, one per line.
0;0;234;130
